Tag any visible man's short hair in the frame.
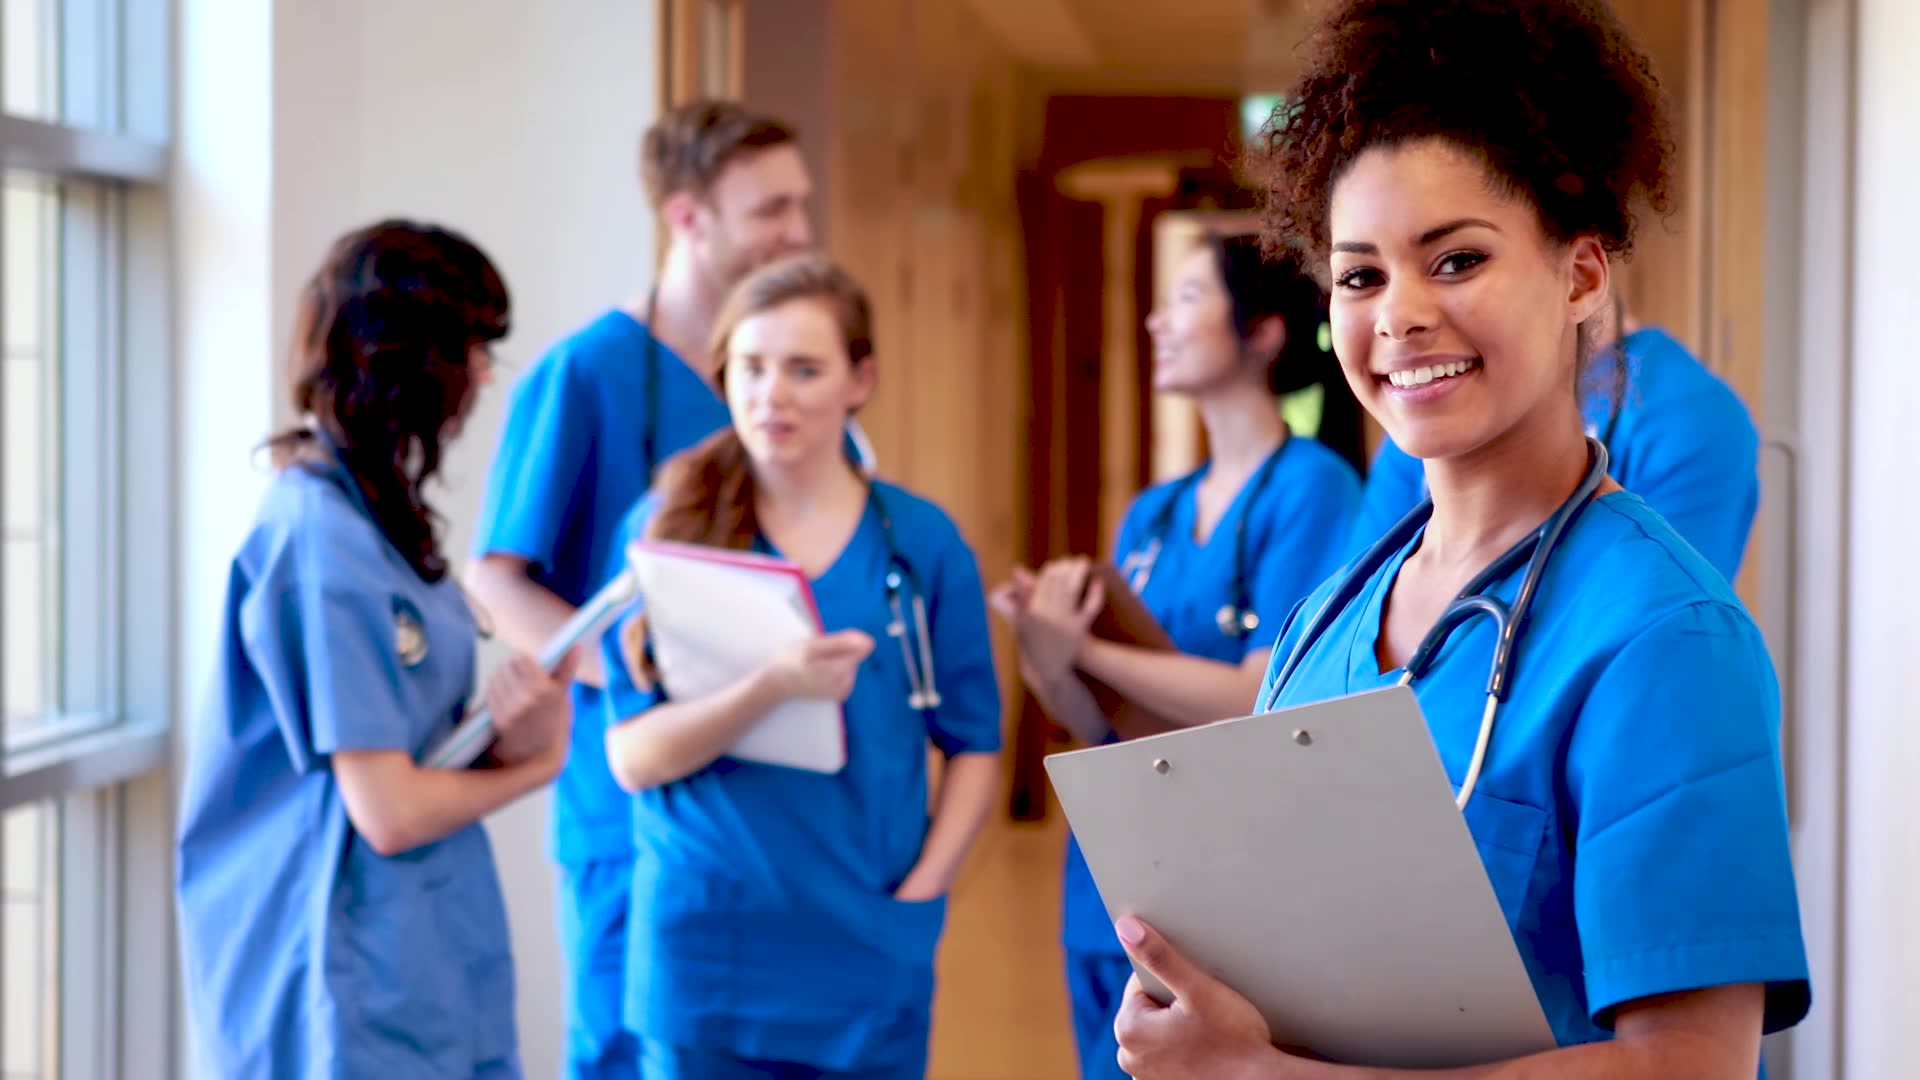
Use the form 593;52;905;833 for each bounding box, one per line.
640;100;797;208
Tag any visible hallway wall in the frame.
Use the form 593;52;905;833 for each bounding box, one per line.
1843;0;1920;1072
823;0;1031;719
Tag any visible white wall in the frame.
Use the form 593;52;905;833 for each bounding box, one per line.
177;1;659;1073
1843;0;1920;1074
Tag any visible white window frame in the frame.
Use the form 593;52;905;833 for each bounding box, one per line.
0;1;175;1077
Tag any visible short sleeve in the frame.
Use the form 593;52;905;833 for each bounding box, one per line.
471;354;593;573
924;528;1003;757
1242;450;1361;658
237;570;419;771
1566;602;1810;1032
1618;383;1760;581
599;497;662;724
1348;439;1426;560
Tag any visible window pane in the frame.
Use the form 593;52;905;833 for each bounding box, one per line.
3;174;60;743
2;801;60;1080
1;0;57;123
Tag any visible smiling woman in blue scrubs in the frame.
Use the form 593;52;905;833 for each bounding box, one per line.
597;253;1002;1079
991;234;1360;1080
175;221;577;1078
1350;300;1761;580
1105;2;1810;1078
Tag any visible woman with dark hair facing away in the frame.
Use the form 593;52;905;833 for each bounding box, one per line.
1105;2;1809;1077
176;221;575;1078
990;232;1361;1080
596;253;1002;1079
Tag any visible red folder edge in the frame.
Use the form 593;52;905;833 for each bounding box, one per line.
627;538;848;769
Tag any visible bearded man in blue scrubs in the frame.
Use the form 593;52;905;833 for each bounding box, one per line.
464;99;814;1080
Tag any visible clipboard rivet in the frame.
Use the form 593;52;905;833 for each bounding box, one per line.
1152;758;1170;774
1293;730;1313;746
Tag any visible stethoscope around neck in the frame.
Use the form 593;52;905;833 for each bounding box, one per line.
866;484;942;713
1260;437;1610;812
1121;441;1287;640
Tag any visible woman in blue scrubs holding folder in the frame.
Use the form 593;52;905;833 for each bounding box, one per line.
176;221;575;1078
597;253;1002;1079
1106;2;1811;1077
993;234;1360;1080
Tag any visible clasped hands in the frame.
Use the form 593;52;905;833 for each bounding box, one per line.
988;556;1106;684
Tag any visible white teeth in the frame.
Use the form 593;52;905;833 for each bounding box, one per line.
1387;360;1477;388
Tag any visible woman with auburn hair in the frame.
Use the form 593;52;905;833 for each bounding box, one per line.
598;253;1002;1079
176;220;573;1078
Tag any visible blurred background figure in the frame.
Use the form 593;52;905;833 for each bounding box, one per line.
601;255;1003;1079
176;221;575;1079
991;231;1359;1080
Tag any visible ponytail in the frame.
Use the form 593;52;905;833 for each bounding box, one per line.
618;427;758;689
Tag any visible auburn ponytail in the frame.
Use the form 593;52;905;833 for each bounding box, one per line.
644;426;759;550
619;428;758;689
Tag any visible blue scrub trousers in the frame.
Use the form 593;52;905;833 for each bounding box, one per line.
558;855;639;1080
637;1041;930;1080
1067;951;1134;1080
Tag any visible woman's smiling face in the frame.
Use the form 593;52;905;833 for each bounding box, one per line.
1326;137;1608;462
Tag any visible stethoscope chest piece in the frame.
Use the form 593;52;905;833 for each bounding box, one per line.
884;558;943;712
1216;604;1260;639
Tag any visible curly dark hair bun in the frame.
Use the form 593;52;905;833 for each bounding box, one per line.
1256;0;1676;264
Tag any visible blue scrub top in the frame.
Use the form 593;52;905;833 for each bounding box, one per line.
176;462;519;1078
1062;435;1362;957
1260;492;1810;1057
1350;328;1761;580
597;480;1003;1070
471;309;730;863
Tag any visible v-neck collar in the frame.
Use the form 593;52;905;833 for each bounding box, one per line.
752;492;875;591
1180;439;1290;552
612;307;717;399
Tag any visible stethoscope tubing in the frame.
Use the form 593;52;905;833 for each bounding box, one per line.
1264;438;1610;810
1126;441;1289;638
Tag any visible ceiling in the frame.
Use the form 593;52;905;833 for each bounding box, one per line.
959;0;1316;95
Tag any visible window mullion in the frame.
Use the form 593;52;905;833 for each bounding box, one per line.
57;177;109;723
56;785;118;1079
101;183;122;716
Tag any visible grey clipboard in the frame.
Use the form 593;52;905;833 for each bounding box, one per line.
1043;685;1557;1069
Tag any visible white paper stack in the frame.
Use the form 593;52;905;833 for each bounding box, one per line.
627;539;846;773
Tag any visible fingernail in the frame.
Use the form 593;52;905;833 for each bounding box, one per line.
1116;916;1145;946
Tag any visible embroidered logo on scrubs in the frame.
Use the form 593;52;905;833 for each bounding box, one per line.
393;598;429;667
